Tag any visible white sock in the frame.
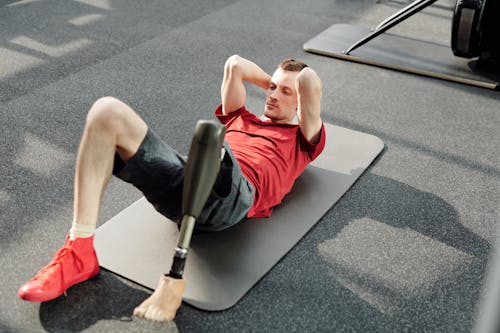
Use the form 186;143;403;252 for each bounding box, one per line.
69;222;95;240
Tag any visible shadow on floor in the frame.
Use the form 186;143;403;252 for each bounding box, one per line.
39;271;176;332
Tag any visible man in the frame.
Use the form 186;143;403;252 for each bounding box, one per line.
18;55;325;321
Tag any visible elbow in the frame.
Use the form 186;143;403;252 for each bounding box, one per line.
296;68;322;95
225;54;243;74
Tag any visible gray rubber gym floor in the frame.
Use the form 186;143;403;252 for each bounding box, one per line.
1;0;499;332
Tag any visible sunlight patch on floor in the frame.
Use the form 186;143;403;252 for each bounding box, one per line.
0;47;43;79
10;36;93;57
74;0;111;10
318;218;477;314
68;14;105;26
14;132;73;177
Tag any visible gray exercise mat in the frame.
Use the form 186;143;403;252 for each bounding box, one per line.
94;123;384;311
304;24;500;90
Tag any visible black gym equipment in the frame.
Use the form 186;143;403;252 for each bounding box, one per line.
451;0;485;58
452;0;500;64
304;0;500;90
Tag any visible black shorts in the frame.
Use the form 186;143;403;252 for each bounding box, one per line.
113;128;255;231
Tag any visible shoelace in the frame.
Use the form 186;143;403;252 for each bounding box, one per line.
32;243;85;285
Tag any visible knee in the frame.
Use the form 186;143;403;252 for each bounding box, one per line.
85;96;126;131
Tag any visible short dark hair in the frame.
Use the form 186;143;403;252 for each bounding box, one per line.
278;58;308;72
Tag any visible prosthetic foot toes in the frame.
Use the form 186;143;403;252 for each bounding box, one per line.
133;275;185;322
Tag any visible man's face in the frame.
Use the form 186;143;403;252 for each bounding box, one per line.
264;68;299;123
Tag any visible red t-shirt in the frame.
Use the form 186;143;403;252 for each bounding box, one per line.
215;105;326;218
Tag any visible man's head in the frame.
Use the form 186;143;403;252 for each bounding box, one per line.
264;59;308;123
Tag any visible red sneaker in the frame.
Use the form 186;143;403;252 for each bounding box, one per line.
18;235;100;302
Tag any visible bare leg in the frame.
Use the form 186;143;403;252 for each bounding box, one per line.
18;97;148;303
81;98;185;321
73;97;147;227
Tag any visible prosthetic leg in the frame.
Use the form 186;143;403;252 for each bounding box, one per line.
134;120;226;321
133;120;225;321
169;120;226;279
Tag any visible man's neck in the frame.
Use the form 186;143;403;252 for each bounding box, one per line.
260;115;298;124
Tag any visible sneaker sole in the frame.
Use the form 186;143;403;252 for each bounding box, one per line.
19;267;100;302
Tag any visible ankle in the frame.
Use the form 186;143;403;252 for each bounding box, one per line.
69;222;95;240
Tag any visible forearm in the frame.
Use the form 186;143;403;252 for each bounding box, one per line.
221;55;270;114
296;68;323;143
225;55;270;90
296;67;322;102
